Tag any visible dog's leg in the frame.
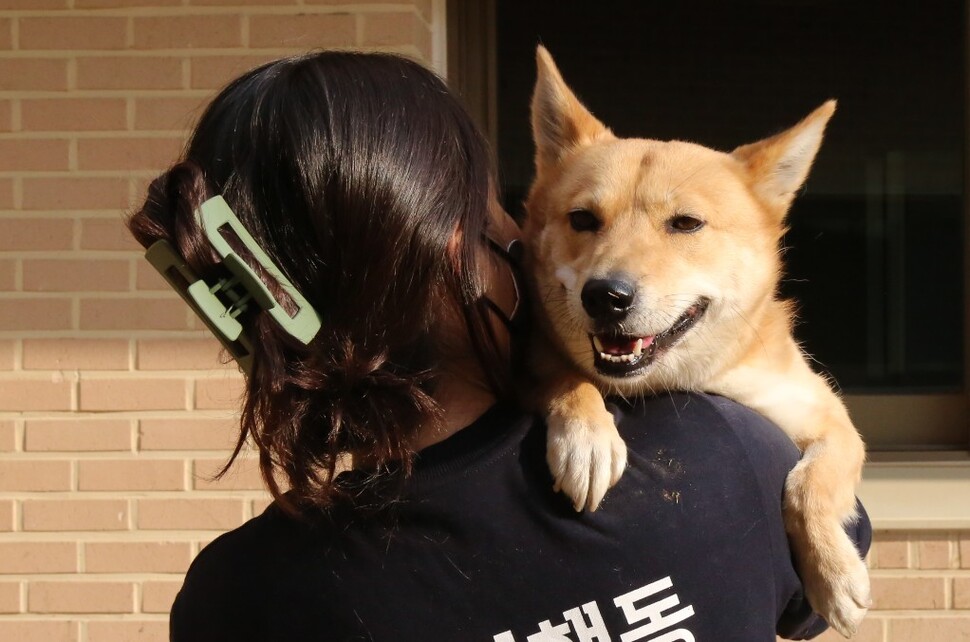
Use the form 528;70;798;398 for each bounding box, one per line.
534;343;627;512
712;356;870;638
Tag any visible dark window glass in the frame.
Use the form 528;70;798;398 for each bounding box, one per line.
495;0;964;393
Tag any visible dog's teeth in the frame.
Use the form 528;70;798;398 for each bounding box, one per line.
633;338;643;357
593;336;605;353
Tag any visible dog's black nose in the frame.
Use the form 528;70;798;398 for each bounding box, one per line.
581;278;636;321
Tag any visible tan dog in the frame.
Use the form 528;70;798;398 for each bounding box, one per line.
523;46;870;637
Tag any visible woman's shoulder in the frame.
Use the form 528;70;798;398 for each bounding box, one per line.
170;502;320;639
611;392;802;501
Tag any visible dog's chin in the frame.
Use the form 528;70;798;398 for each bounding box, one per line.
584;297;710;380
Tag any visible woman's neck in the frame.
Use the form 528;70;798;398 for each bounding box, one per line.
412;367;496;451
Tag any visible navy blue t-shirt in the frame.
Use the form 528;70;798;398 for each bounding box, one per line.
170;393;871;641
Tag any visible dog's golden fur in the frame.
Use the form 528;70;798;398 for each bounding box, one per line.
524;46;870;637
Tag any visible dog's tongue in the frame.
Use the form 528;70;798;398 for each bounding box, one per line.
599;335;654;355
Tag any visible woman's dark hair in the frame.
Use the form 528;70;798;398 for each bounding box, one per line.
127;51;511;514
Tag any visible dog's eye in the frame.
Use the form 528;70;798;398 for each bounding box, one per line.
668;214;705;233
568;209;601;233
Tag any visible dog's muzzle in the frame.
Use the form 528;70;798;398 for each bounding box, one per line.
587;297;711;378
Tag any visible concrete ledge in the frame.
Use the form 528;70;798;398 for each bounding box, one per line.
858;459;970;530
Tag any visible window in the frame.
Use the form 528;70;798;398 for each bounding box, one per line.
450;0;968;451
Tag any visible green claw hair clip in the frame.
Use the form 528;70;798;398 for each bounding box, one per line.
144;195;322;375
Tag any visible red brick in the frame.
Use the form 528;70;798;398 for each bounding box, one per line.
362;11;430;56
23;176;129;211
134;96;205;131
88;621;167;642
137;338;225;370
0;379;72;410
0;298;73;331
77;0;177;6
78;137;184;171
0;259;15;291
23;499;128;531
0;177;12;208
0;19;11;50
25;419;131;451
22;259;130;293
0;139;69;171
0;101;10;132
19;17;127;50
79;377;185;411
86;541;191;573
871;576;945;610
189;54;279;89
78;459;185;491
138;417;236;451
135;261;168;290
0;0;67;7
194;456;263;491
23;339;129;370
80;298;189;331
810;618;883;642
917;534;955;569
0;59;68;91
0;581;19;613
0;219;73;250
249;13;355;48
252;496;272;517
0;542;77;573
0;500;13;531
306;0;430;17
891;617;970;640
22;98;127;132
142;580;180;613
0;341;13;370
0;420;15;450
0;622;77;642
951;576;970;610
77;57;184;90
193;0;293;5
80;217;140;251
194;376;245;409
871;531;909;568
29;581;132;614
0;460;72;490
133;15;243;49
137;498;244;530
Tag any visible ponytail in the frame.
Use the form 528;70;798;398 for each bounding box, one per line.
126;51;507;515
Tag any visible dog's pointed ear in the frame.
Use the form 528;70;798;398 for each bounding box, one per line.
732;100;836;214
531;45;611;175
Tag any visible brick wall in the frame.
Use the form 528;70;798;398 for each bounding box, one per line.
1;2;968;642
0;1;435;640
798;531;970;642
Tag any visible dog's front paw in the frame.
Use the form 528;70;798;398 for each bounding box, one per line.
785;463;871;638
800;530;871;638
546;406;627;512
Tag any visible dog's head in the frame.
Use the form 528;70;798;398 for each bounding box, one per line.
524;46;835;391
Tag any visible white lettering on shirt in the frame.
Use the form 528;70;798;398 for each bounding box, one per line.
492;576;694;642
563;601;611;642
613;577;695;642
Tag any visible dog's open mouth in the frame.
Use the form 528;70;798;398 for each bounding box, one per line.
589;298;710;377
